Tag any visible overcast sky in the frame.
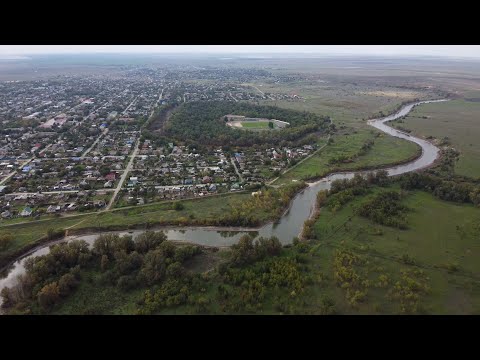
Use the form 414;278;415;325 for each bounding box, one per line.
0;45;479;58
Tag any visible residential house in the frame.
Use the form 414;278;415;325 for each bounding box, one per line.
20;206;33;217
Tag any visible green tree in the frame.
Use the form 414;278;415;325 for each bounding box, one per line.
134;231;167;254
140;249;167;285
37;282;60;310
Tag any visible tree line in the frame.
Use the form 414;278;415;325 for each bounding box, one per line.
163;101;330;147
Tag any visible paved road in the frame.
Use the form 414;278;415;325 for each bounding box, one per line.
230;157;243;183
105;139;140;210
81;128;108;158
251;85;265;96
122;95;139;115
229;92;238;102
0;157;34;186
104;91;168;210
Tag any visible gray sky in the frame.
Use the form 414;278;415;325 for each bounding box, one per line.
0;45;479;58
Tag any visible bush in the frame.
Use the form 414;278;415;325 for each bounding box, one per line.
0;234;13;251
172;202;184;211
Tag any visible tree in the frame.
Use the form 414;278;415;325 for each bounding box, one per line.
268;121;274;129
58;273;78;297
134;231;167;254
470;188;480;207
37;282;60;310
140;249;167;285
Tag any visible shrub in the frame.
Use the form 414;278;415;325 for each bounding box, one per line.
0;234;13;251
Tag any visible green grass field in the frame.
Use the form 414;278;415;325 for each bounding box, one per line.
399;99;480;179
240;121;271;129
308;187;480;314
274;129;421;185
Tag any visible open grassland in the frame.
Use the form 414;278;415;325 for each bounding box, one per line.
274;129;421;185
398;98;480;179
252;81;435;129
310;187;480;314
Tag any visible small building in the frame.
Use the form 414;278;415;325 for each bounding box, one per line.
105;173;116;181
20;207;33;217
46;205;60;213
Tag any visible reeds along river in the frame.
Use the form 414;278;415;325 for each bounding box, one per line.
0;99;449;299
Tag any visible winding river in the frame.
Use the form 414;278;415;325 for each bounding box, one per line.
0;99;448;297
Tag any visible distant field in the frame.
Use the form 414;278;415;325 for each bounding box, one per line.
274;129;421;185
310;187;480;314
399;99;480;179
253;81;435;130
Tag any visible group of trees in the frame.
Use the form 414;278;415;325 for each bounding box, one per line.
387;269;430;314
229;234;283;266
399;172;480;206
0;231;203;314
301;172;391;240
332;250;369;307
356;191;409;229
1;240;90;312
164;101;330;147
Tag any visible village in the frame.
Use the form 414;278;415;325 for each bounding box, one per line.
0;66;312;222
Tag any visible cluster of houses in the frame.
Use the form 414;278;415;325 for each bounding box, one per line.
0;189;109;220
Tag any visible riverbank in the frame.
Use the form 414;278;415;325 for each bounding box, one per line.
0;182;306;271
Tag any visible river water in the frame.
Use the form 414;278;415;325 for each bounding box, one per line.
0;99;448;296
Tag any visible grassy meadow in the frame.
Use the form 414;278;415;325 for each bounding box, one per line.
398;98;480;179
308;187;480;314
274;128;421;185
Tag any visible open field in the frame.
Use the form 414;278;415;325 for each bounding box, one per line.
397;98;480;179
238;121;270;129
309;187;480;314
253;81;436;129
273;129;421;185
